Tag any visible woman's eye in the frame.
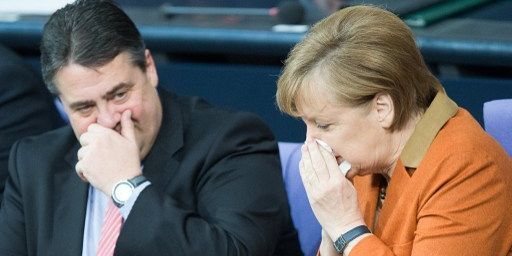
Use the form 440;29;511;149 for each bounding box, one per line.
316;124;331;130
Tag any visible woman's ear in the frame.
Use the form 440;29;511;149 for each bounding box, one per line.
373;93;394;129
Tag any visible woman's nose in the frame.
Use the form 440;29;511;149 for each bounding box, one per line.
305;125;318;141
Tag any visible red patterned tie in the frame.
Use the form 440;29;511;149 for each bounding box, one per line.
97;201;123;256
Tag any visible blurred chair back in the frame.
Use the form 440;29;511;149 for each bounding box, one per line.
278;142;321;256
483;99;512;156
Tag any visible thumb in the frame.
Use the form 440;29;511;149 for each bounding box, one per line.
121;110;136;143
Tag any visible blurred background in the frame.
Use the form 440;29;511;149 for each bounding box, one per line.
1;0;511;142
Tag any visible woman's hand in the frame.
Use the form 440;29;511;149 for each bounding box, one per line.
299;139;366;241
319;229;338;256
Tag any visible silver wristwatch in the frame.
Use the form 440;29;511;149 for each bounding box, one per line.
111;175;147;208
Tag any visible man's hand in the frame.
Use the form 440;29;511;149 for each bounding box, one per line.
75;110;142;196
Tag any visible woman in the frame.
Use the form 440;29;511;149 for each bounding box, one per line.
276;5;512;256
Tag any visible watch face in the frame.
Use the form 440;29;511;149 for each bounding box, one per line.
114;182;134;202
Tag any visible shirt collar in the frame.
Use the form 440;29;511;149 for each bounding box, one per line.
400;92;459;168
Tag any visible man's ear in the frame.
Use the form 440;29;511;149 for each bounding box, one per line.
373;93;394;129
144;49;158;88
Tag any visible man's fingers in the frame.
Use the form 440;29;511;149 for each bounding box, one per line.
120;110;136;143
77;147;86;161
79;133;90;146
75;161;88;182
87;123;105;133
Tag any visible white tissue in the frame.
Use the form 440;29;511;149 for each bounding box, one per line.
314;139;351;176
338;160;352;176
315;139;333;153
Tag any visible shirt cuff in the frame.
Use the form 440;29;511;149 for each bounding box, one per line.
119;180;151;219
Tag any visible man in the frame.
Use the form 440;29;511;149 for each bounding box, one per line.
0;0;301;255
0;44;64;202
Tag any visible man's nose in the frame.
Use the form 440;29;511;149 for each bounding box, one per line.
96;106;121;129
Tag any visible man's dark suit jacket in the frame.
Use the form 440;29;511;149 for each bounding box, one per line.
0;44;64;202
0;89;302;255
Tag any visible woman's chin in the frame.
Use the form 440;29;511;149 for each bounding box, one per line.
345;169;358;180
347;168;377;180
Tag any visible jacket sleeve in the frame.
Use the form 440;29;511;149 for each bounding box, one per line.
115;113;297;256
0;140;29;255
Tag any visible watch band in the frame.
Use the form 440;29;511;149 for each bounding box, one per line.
128;175;147;187
333;225;371;254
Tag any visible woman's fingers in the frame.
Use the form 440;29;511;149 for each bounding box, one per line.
316;141;343;180
305;140;331;181
300;144;320;185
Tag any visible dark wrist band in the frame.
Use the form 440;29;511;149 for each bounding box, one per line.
333;225;371;254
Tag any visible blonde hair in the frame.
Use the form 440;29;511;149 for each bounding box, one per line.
276;5;442;131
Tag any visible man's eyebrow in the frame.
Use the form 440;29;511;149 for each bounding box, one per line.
69;100;95;110
103;82;135;99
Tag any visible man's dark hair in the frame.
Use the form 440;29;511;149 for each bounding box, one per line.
40;0;146;95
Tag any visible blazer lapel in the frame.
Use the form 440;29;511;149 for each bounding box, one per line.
353;175;379;231
375;161;411;237
142;90;184;191
50;142;88;255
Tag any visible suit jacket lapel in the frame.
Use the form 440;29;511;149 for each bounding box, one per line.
142;90;184;191
50;142;88;255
